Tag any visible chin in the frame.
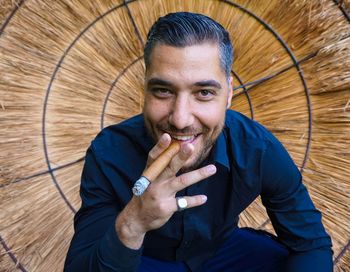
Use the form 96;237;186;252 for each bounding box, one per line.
180;149;210;173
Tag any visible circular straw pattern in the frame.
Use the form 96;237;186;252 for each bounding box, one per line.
0;0;349;271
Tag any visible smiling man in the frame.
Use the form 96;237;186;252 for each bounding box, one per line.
65;12;333;272
143;43;230;172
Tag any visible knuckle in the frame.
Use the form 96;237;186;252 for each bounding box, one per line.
199;167;209;177
190;196;198;206
156;201;170;216
167;163;178;175
177;175;188;187
144;184;158;198
148;150;156;161
179;149;192;162
191;196;202;207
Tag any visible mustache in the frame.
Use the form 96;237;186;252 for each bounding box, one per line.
156;124;205;135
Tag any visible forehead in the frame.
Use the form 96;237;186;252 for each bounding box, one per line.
146;43;225;81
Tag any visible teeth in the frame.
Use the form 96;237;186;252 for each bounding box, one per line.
171;135;196;141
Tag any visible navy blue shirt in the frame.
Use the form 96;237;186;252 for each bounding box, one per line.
65;110;332;271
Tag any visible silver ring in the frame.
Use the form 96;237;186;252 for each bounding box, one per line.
132;176;150;196
176;197;188;211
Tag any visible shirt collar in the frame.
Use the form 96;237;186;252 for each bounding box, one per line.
210;127;230;170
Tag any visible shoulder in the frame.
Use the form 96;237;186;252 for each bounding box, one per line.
224;111;300;196
84;114;153;182
91;114;153;158
224;110;275;144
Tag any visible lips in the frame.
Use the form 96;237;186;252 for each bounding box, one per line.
170;134;200;143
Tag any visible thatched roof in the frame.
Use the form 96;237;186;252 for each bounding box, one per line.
0;0;349;271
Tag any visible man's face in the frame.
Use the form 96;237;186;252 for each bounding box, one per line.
143;43;233;171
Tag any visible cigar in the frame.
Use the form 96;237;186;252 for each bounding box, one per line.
132;141;181;196
142;141;181;181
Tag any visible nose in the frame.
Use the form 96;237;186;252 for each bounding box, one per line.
168;94;194;130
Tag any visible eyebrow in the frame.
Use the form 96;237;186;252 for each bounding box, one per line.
147;78;173;88
194;80;222;89
147;78;222;89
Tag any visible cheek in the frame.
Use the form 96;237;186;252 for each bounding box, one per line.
144;98;170;124
196;104;226;131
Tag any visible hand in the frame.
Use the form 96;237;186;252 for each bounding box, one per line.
115;133;216;249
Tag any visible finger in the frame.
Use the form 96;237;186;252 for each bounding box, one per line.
147;133;171;166
143;141;180;181
158;143;194;179
174;195;208;212
170;164;217;192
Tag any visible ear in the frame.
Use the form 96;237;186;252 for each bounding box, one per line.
226;76;233;109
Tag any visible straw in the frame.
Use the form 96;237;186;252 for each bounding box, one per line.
0;0;349;271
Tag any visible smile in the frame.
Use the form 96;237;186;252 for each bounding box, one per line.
170;134;200;143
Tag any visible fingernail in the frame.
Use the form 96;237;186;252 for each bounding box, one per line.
161;134;167;142
201;195;207;203
207;165;216;174
160;134;170;145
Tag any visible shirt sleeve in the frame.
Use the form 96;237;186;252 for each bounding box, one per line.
260;136;333;272
64;144;142;272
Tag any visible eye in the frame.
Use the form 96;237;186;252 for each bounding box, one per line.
200;90;211;96
197;89;215;100
151;88;173;98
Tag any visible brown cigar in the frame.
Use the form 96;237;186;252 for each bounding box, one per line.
142;141;181;182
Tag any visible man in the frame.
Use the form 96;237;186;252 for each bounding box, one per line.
65;12;333;271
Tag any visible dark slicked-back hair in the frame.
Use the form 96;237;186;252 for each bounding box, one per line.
144;12;233;78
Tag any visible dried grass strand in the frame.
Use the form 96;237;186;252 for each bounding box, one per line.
0;0;349;270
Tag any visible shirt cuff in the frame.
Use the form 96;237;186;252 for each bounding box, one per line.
98;224;143;271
